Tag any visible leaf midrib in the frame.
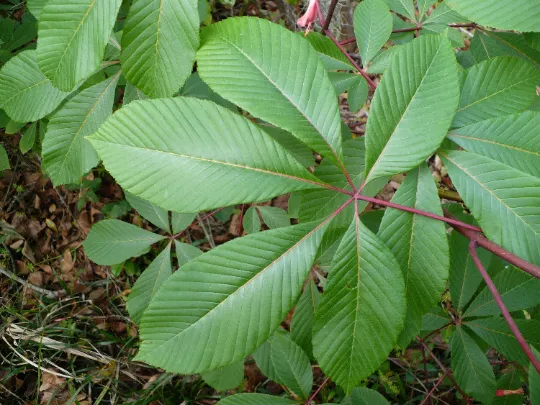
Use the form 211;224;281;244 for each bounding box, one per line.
448;133;540;157
91;140;328;190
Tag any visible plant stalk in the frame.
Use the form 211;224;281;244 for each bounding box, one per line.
445;210;540;279
469;241;540;374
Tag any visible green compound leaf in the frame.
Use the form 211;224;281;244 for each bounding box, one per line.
448;231;490;313
465;317;540;365
448;111;540;178
383;0;415;21
88;98;323;213
313;216;406;393
354;0;392;66
126;192;171;233
171;212;195;234
0;50;69;122
348;77;368;113
121;0;199;98
84;219;166;265
254;332;312;399
197;17;343;164
378;164;449;346
202;361;244;392
364;34;459;185
217;394;296;405
37;0;122;91
42;74;119;186
446;0;540;32
342;387;391;405
465;266;540;318
441;150;540;266
451;326;496;404
20;122;37;154
530;348;540;405
452;57;540;128
258;206;290;229
174;240;203;267
290;279;320;358
0;144;9;172
305;31;354;71
127;243;172;324
243;207;261;234
27;0;48;19
136;221;329;373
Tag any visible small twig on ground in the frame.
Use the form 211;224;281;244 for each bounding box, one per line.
416;337;472;404
306;376;329;404
197;213;216;248
469;241;540;374
420;372;448;405
0;266;64;299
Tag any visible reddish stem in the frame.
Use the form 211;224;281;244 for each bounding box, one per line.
444;210;540;279
354;193;482;232
306;377;330;404
417;337;471;403
321;0;339;33
420;371;448;405
423;321;453;341
393;26;421;33
339;38;357;45
421;344;431;405
469;241;540;374
317;9;377;90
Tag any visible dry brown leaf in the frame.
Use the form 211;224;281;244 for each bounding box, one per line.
22;240;36;263
61;250;74;274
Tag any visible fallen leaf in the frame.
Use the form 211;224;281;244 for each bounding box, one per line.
61;250;74;274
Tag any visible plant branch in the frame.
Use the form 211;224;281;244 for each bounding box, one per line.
0;266;64;299
420;371;448;405
444;210;540;279
321;0;339;33
354;193;482;232
306;376;330;404
469;241;540;374
317;9;377;90
416;337;471;403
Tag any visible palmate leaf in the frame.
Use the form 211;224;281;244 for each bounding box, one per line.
42;73;120;186
305;32;354;71
171;212;195;234
440;150;540;266
174;240;202;266
382;0;415;21
125;192;171;233
299;138;365;229
364;34;459;185
37;0;122;91
121;0;199;98
202;360;244;392
0;144;9;172
254;332;313;399
136;221;329;373
127;243;172;324
530;348;540;405
217;394;295;405
197;17;343;165
448;231;491;313
83;219;166;265
123;82;148;105
452;57;540;128
87;98;324;213
348;77;368;113
465;317;540;365
448;111;540;178
313;215;406;393
446;0;540;32
464;266;540;318
243;207;261;234
451;326;496;404
341;387;391;405
470;31;540;69
290;279;320;358
378;164;449;346
0;51;69;122
27;0;48;19
258;206;291;229
354;0;393;66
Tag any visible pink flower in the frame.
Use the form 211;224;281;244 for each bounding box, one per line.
297;0;320;29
